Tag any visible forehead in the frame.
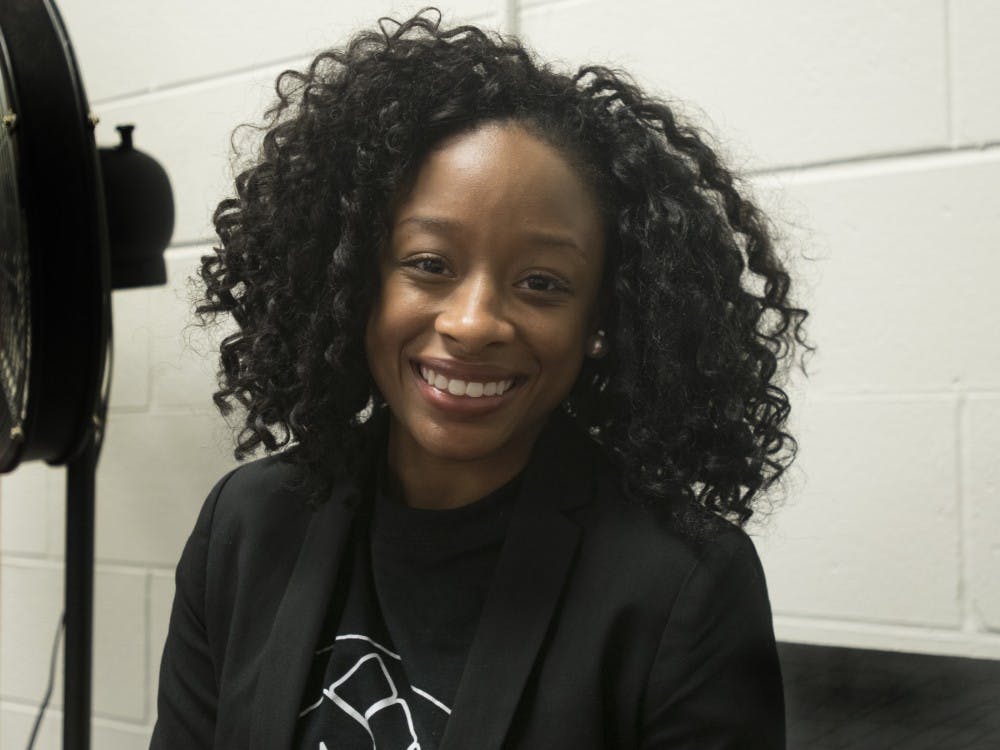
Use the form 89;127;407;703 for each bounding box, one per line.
391;122;605;255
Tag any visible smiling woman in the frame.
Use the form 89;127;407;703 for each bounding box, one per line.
150;8;810;750
367;123;606;509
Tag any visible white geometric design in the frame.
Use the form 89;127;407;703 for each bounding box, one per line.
411;686;451;715
302;633;451;749
326;652;420;749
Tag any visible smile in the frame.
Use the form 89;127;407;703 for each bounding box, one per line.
418;364;516;398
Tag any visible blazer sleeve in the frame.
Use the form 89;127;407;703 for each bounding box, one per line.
149;470;236;750
638;530;785;750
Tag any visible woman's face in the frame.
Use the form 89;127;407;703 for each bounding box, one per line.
366;121;605;469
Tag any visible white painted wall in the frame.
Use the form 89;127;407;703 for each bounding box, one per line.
1;0;998;745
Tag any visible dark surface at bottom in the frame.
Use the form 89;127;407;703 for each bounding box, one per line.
778;642;1000;749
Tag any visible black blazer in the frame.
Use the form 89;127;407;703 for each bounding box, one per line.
151;413;785;749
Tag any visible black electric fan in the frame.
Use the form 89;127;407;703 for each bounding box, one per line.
0;1;173;748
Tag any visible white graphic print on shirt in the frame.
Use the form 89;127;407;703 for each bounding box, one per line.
299;633;450;749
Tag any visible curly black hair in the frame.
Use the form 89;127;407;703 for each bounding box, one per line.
197;8;812;538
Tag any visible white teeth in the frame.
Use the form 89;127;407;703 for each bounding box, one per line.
417;365;516;398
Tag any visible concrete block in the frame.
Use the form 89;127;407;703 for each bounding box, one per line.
965;395;1000;631
93;568;147;721
85;9;510;245
519;0;948;169
108;287;151;411
950;0;1000;144
1;703;59;750
60;1;498;102
755;394;960;627
0;563;64;705
150;248;234;410
45;470;67;558
148;572;175;720
762;152;1000;392
94;68;282;245
0;704;151;750
94;410;238;566
91;720;153;750
0;463;54;555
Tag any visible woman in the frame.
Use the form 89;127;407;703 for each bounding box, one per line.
151;9;810;749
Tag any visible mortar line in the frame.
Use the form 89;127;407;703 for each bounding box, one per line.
167;238;216;251
773;612;1000;641
955;386;972;632
89;52;314;109
798;390;1000;401
944;0;955;146
771;629;1000;662
143;571;152;724
0;554;179;576
90;9;499;111
958;389;986;636
0;554;63;569
503;0;520;35
749;141;1000;179
518;0;590;16
0;696;159;729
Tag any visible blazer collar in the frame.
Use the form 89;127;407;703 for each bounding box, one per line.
441;411;597;750
251;409;598;750
249;477;361;750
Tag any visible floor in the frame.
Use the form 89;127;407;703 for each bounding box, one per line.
779;643;1000;749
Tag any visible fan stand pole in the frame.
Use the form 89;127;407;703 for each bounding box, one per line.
64;432;98;750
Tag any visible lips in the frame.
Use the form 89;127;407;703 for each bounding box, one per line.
418;363;515;397
409;358;524;413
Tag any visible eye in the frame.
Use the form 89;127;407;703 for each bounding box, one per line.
401;254;449;276
517;273;569;293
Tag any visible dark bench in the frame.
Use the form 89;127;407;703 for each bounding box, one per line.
779;642;1000;749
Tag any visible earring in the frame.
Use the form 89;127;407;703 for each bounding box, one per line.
585;329;608;359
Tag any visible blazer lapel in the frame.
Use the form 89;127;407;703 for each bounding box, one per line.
440;414;597;750
249;478;360;750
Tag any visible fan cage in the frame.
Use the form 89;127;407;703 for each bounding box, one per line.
0;33;29;456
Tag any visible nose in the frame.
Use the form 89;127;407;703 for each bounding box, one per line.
435;273;515;353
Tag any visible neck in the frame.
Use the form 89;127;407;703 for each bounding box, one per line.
385;420;545;510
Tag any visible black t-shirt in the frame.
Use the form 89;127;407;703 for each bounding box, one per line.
294;467;520;749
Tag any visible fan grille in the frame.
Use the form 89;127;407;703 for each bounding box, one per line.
0;90;29;439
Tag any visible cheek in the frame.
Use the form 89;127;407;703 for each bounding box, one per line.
529;318;588;379
370;278;427;329
364;282;430;373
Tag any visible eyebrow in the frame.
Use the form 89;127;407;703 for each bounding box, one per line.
395;215;589;259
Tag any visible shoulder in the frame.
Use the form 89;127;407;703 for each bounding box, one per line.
188;453;334;634
210;452;307;518
543;413;760;581
586;444;752;552
572;444;767;616
194;452;318;564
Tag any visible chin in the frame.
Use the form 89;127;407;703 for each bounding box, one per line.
416;422;514;463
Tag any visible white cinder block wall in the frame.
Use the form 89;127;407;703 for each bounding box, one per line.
2;0;998;745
